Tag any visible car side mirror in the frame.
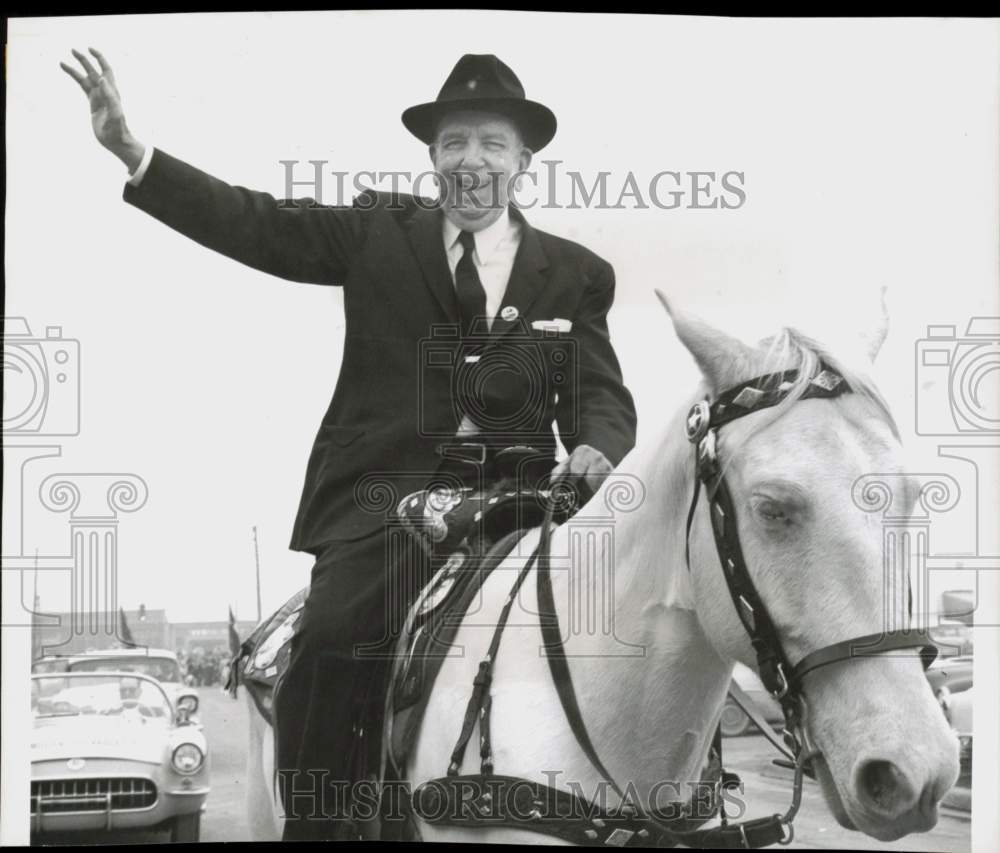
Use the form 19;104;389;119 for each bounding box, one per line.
176;693;199;724
935;686;951;722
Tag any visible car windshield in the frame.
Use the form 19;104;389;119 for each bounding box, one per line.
66;656;182;683
32;674;173;721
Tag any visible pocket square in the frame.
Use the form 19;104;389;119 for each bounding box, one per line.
531;318;573;333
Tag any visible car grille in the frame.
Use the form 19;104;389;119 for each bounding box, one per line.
31;778;157;814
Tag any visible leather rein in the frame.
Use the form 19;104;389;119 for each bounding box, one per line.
414;363;938;848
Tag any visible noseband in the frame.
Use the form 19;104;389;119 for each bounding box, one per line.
683;364;938;775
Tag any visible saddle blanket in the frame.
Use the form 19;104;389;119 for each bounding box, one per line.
227;586;307;725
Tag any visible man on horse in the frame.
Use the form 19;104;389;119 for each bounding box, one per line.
62;49;637;840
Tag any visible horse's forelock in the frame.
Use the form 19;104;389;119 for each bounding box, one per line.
716;327;900;474
772;327;900;439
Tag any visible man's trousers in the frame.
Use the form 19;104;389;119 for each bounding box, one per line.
273;526;431;841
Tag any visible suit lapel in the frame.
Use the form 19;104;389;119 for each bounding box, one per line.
405;206;460;323
488;211;549;344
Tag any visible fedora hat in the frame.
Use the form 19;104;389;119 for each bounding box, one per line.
402;54;557;152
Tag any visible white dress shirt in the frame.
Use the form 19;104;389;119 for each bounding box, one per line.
127;145;154;186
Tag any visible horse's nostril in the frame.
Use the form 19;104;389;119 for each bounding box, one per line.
858;759;915;816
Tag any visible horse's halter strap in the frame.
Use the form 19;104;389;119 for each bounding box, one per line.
683;364;938;721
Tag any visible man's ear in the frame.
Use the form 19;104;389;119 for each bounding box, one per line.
518;147;533;173
428;144;437;165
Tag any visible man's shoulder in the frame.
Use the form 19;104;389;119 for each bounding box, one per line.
530;223;613;279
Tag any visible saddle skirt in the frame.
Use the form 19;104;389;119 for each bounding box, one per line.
386;484;548;774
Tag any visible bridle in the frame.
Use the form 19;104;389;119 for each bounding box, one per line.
681;362;938;841
414;362;939;848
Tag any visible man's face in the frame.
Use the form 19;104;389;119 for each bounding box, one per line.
430;111;532;232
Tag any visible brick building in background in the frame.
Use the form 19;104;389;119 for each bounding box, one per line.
32;608;257;658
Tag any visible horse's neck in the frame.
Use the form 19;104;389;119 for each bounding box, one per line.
548;409;733;797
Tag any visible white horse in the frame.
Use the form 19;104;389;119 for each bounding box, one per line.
247;297;960;845
245;695;283;841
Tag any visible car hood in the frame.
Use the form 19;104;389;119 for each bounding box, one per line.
32;716;167;765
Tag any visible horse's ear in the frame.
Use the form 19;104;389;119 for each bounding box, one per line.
864;285;890;362
655;290;759;392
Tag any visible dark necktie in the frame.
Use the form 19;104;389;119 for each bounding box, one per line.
455;230;486;336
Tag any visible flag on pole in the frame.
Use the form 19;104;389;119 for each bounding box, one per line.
32;595;44;663
119;606;136;646
228;606;241;659
225;606;243;698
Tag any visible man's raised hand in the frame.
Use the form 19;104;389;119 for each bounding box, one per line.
60;48;145;173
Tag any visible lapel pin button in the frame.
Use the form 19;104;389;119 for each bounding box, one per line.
501;305;519;321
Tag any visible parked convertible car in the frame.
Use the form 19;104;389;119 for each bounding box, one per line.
924;654;973;697
927;655;974;791
30;672;208;842
32;649;197;716
940;686;973;789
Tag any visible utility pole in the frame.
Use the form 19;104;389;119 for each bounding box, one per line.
252;526;262;623
32;555;41;662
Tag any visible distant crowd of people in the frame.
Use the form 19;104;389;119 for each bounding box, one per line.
176;647;231;687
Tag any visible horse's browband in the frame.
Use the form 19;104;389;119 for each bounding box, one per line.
686;364;851;443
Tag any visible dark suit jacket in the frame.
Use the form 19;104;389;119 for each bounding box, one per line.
124;149;637;553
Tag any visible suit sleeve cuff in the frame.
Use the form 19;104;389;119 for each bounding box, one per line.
126;145;154;187
574;430;634;469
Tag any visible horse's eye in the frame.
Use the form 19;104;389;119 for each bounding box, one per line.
753;497;791;524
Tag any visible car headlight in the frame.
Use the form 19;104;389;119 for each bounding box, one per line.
172;743;204;774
